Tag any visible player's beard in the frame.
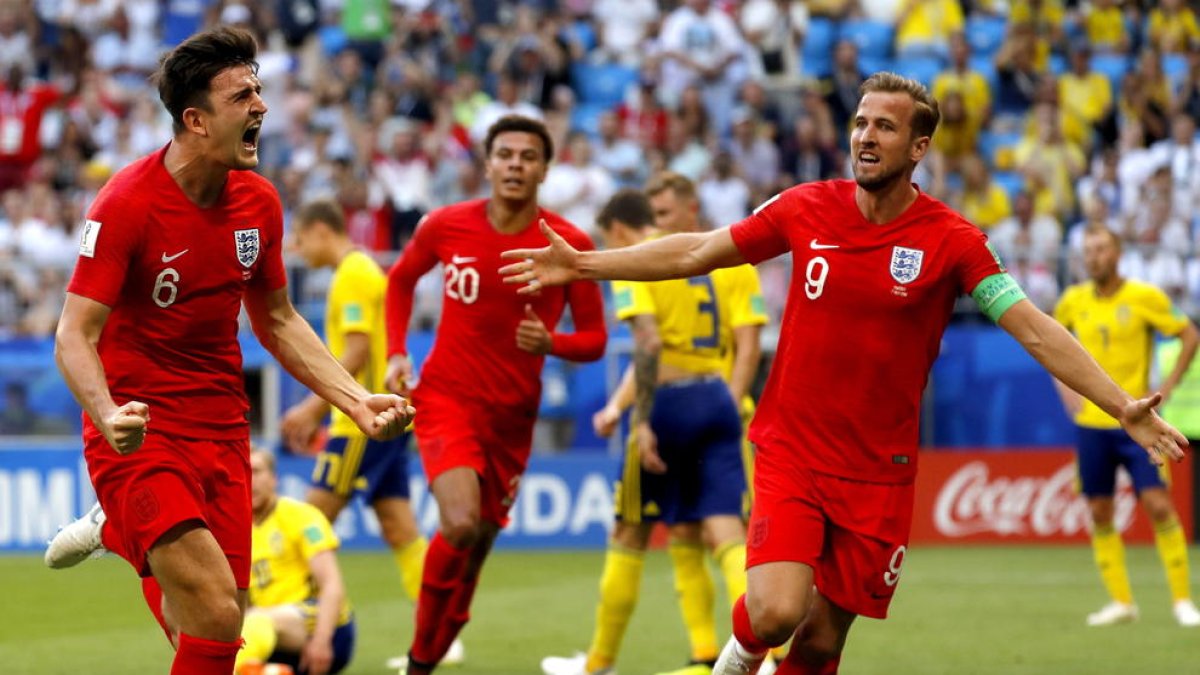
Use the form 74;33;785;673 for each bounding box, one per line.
853;161;907;193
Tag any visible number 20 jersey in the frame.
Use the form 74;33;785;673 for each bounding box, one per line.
66;144;288;441
730;180;1004;483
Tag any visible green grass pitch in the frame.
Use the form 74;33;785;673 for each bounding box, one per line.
2;545;1197;674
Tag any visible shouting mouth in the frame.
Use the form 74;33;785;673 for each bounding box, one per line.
242;122;262;153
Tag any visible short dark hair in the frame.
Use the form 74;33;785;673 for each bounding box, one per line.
154;26;259;134
596;189;655;231
484;115;554;161
293;199;345;234
860;72;941;140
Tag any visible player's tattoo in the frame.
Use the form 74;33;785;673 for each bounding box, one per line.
630;315;660;424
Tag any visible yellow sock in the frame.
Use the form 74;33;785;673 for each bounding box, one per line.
586;545;644;672
1154;515;1192;602
670;540;718;663
713;541;747;610
235;612;277;669
393;536;428;603
1092;524;1134;604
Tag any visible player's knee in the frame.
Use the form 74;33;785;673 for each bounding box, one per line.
1088;499;1115;526
440;510;483;548
793;635;844;666
747;594;807;645
188;594;243;642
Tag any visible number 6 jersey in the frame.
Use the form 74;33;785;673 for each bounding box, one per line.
730;180;1005;483
66;144;287;441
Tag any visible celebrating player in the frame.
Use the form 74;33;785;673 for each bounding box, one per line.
237;449;355;675
385;114;607;673
500;72;1188;675
45;27;412;675
1053;225;1200;627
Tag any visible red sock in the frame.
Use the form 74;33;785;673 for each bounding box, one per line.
732;594;776;654
410;533;470;664
141;577;173;644
777;652;840;674
431;567;481;657
170;633;241;675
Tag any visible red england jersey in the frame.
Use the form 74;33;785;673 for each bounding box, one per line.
387;199;606;410
66;145;288;441
731;180;1004;483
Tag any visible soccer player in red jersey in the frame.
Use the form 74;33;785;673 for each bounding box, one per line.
384;114;607;674
48;27;413;675
500;72;1189;675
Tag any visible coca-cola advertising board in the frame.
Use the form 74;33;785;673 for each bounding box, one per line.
912;450;1193;544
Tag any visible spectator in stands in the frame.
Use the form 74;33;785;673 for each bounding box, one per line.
0;2;34;75
1060;43;1117;148
448;71;491;132
1122;49;1175;145
727;106;779;203
1009;0;1067;54
372;117;433;248
1148;0;1200;54
1121;185;1190;304
894;0;964;58
991;190;1063;277
994;23;1043;121
1084;0;1130;54
934;33;993;128
1076;148;1123;219
658;0;747;135
779;115;840;185
735;80;786;143
931;89;981;172
1150;112;1200;217
699;150;751;229
591;0;659;66
822;40;864;148
665;116;712;183
675;84;711;145
1015;102;1086;220
541;131;617;237
593;111;646;190
1175;48;1200;118
739;0;808;88
470;72;543;145
490;8;571;110
616;76;670;152
956;154;1012;231
0;65;59;191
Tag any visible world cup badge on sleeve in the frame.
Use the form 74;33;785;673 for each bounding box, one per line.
890;246;924;284
234;228;260;268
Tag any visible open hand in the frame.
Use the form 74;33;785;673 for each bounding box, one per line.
1119;393;1188;465
499;219;583;295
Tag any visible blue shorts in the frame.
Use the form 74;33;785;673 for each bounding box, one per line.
1076;426;1169;496
310;434;411;502
268;611;356;675
614;377;747;525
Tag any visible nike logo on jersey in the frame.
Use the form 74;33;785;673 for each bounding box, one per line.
810;239;840;250
451;254;477;264
161;249;190;263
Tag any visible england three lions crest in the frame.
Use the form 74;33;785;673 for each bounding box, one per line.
890;246;923;284
235;228;260;268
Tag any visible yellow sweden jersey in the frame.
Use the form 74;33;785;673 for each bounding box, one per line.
327;251;388;437
613;263;768;377
250;497;352;626
1055;280;1189;429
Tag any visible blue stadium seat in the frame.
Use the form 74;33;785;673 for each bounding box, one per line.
839;19;894;60
1090;53;1131;94
1164;53;1189;93
968;54;999;92
859;55;894;76
1048;53;1067;76
992;170;1025;201
977;130;1023;168
893;55;945;88
571;63;637;108
965;15;1007;57
570;102;609;138
802;17;838;78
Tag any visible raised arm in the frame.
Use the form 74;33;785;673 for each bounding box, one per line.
384;227;440;394
997;299;1187;463
55;293;149;454
500;220;746;293
244;286;413;439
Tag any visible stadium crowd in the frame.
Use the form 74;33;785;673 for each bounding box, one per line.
0;0;1198;335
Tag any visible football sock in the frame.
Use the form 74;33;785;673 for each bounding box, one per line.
393;535;429;603
141;577;173;644
1154;514;1192;602
1092;524;1134;604
731;594;775;654
714;541;748;609
434;559;482;660
777;651;841;675
234;613;277;669
409;532;470;664
586;544;645;672
670;540;718;662
171;633;241;675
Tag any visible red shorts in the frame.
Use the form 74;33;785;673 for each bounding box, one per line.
747;448;914;619
413;388;536;527
83;431;252;589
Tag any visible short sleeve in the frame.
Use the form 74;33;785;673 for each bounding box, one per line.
65;193;141;307
1053;287;1076;330
613;279;656;321
334;256;381;336
252;185;288;292
953;225;1007;297
726;265;769;328
729;191;792;265
295;503;340;560
1139;285;1189;337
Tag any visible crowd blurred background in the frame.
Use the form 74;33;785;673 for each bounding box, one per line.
1;0;1198;441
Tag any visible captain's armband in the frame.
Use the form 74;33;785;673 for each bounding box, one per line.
970;273;1026;322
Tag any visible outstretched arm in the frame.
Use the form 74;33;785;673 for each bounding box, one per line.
500;220;746;293
998;299;1187;464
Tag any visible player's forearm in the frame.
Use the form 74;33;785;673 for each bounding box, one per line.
264;312;372;416
577;232;731;282
551;280;608;361
631;317;661;423
54;330;118;427
608;365;636;413
728;326;762;404
384;267;418;357
1163;323;1200;392
312;583;343;645
1001;301;1133;420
